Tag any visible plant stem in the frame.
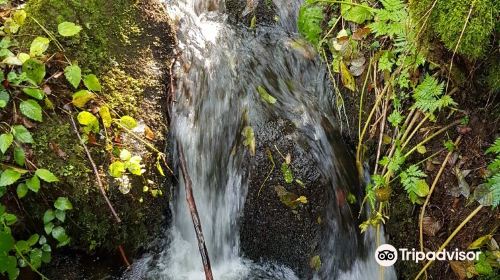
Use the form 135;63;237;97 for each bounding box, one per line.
419;136;461;254
414;204;484;280
404;120;461;158
401;114;429;150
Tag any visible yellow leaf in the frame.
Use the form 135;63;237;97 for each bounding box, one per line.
340;60;355;91
467;234;492;250
417;145;427;154
72;90;94;108
99;106;112;128
296;196;308;204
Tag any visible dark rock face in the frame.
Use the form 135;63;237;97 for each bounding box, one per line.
225;0;277;26
240;119;327;277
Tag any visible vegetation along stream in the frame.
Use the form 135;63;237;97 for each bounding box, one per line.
0;0;498;279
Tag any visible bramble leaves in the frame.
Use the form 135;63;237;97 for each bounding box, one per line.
0;133;13;153
12;125;33;144
54;197;72;211
35;169;59;182
22;88;44;100
64;64;81;89
0;169;21;186
83;74;101;91
58;22;82;37
22;58;45;85
20;99;43;122
29;37;50;57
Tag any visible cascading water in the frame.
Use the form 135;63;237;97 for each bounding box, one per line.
126;0;396;279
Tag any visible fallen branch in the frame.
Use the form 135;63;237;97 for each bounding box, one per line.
69;113;122;223
118;244;131;268
177;141;214;280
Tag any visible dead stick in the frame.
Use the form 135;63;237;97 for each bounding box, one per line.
69;114;122;223
118;245;131;268
177;141;214;280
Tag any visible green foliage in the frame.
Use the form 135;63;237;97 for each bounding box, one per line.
257;86;276;104
297;4;324;46
400;165;429;204
411;0;498;59
369;0;407;38
19;99;43;122
119;115;138;129
484;138;500;208
281;163;294;183
64;64;82;89
29;37;49;57
57;22;82;37
411;75;456;114
341;1;373;24
83;74;102;92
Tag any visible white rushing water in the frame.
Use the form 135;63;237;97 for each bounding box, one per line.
125;0;396;279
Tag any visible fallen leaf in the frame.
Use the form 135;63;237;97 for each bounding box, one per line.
352;26;371;40
422;216;441;237
340;61;355;91
450;261;475;280
49;142;67;159
144;126;155;141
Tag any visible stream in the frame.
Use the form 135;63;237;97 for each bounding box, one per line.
125;0;396;279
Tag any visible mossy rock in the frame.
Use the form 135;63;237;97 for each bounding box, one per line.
410;0;499;60
17;0;175;255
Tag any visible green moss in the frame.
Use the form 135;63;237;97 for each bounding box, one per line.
22;0;141;72
101;68;145;116
484;57;500;93
410;0;498;59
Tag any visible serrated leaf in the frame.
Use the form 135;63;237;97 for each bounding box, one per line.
30;37;50;57
297;5;324;45
43;209;55;224
119;116;137;129
109;161;125;178
20;99;43;122
0;169;21;186
341;2;373;24
22;87;44;100
257;86;276;104
0;133;13;153
72;90;94;108
14;147;25;166
35;169;59;182
16;183;27;198
58;22;82;37
12;125;34;143
83;74;101;91
26;175;40;192
22;58;45;85
99;106;112;128
54;197;72;211
64;64;81;89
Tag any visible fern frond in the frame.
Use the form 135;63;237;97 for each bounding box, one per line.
486;172;500;208
486;138;500;154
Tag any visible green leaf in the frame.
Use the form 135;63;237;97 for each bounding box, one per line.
0;133;13;153
72;90;95;108
30;36;50;57
15;240;29;253
43;209;55;224
35;168;59;182
14;147;26;166
26;175;41;192
20;99;43;122
16;183;28;198
467;234;492;250
0;169;21;186
51;226;70;246
242;126;255;156
27;234;39;246
341;2;373;24
54;197;72;211
126;156;143;175
83;74;102;91
109;161;125;178
281;163;294;184
0;89;10;108
44;222;54;234
119;116;137;129
414;179;429;197
0;255;19;280
30;248;43;269
64;64;81;89
309;255;322;271
58;22;82;37
22;87;44;100
0;230;15;253
55;209;66;222
77;111;99;133
257;86;277;104
12;125;34;143
22;58;46;85
3;213;17;225
13;10;26;25
41;250;51;264
297;4;324;45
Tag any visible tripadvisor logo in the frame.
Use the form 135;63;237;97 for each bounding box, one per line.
374;244;481;267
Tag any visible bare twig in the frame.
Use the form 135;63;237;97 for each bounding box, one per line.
69;114;122;223
177;141;213;280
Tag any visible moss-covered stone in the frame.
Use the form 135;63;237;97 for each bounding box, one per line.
410;0;499;59
18;0;174;256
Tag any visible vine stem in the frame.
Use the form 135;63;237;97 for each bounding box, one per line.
13;244;49;280
68;113;122;223
419;136;461;254
414;204;484;280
